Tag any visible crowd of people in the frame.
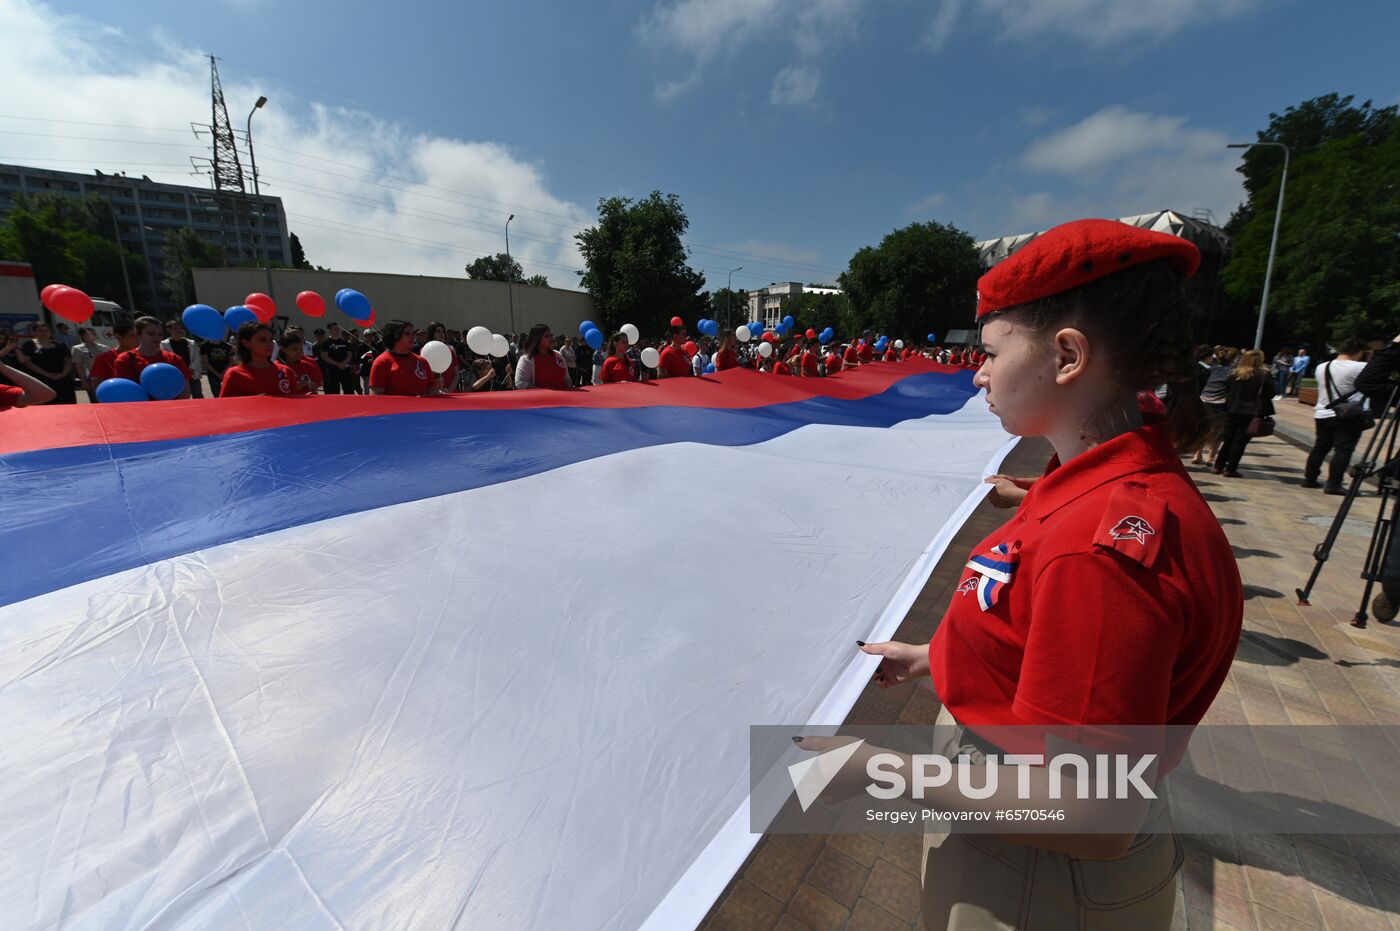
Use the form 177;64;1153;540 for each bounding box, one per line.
0;315;987;407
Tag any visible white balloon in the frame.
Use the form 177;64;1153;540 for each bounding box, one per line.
421;340;453;374
467;326;494;356
894;340;904;349
757;341;773;358
639;347;661;369
621;323;640;345
490;334;510;358
735;325;752;343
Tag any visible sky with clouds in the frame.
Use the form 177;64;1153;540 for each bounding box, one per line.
0;0;1395;292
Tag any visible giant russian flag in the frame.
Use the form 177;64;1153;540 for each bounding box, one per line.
0;359;1014;930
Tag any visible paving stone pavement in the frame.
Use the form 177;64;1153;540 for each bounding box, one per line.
699;425;1400;931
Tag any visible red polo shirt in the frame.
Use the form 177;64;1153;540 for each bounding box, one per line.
218;362;303;398
114;349;192;383
929;417;1242;769
89;348;122;385
369;351;435;396
659;344;692;377
286;356;323;392
713;347;739;371
601;356;635;383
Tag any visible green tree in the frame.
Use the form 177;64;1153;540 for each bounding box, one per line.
466;252;525;283
707;287;750;327
575;191;707;334
838;221;979;340
525;274;550;288
1223;94;1400;344
163;228;227;306
0;193;148;304
783;290;853;335
289;231;312;270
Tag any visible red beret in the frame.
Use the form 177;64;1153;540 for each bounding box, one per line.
976;218;1200;319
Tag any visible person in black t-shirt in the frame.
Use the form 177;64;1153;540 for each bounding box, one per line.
201;337;233;397
318;322;357;394
17;322;76;404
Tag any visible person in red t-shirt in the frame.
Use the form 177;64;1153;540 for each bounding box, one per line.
882;345;898;362
114;317;192;398
0;357;57;408
857;331;874;364
712;333;740;371
824;347;844;374
219;322;307;398
513;323;572;390
657;325;693;378
279;327;324;394
793;219;1242;921
370;319;442;396
767;353;790;375
600;332;638;383
798;340;821;377
842;342;860;367
87;322;138;395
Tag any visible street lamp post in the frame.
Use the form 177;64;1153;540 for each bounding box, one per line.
727;266;742;329
246;95;275;303
505;214;516;335
104;199;137;314
1228;141;1290;350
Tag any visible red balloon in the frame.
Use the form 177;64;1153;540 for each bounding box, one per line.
295;290;326;317
245;293;276;322
45;284;94;324
40;284;64;305
354;308;377;328
670;316;684;327
806;328;817;339
683;340;697;357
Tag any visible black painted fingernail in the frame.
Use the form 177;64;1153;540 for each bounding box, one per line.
856;640;866;647
792;736;803;743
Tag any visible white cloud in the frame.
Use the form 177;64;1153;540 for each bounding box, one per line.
923;0;964;50
0;0;592;285
927;0;1259;48
992;106;1244;232
903;192;946;217
770;65;820;107
637;0;861;106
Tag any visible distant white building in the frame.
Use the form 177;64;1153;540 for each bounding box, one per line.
746;281;843;329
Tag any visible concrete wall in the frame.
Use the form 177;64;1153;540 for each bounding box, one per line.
194;268;595;337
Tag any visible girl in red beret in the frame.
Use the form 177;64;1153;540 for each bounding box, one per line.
794;219;1242;930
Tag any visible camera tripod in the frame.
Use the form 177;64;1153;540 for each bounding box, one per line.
1295;378;1400;628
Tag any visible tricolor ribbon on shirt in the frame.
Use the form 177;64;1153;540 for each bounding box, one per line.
964;542;1020;612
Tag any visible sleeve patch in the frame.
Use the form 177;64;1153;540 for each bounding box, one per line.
1093;483;1168;568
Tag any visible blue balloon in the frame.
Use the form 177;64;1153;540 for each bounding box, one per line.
182;303;226;341
783;315;795;328
704;363;716;374
584;327;604;350
224;305;259;331
335;288;373;321
95;377;148;404
928;333;938;344
708;320;721;337
140;362;187;401
580;320;598;337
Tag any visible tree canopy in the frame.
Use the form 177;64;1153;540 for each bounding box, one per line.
838;221;980;340
575;191;706;335
0;193;149;306
1223;94;1400;345
466;252;525;283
